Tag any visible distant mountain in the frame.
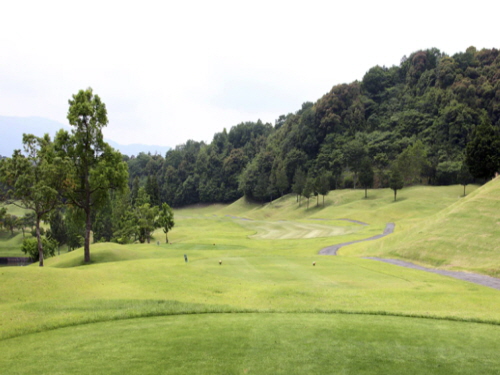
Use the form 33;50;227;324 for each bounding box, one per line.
0;116;170;157
105;140;171;157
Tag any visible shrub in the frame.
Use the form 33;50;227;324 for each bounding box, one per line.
21;236;57;262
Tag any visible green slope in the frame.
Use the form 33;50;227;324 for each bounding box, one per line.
345;179;500;276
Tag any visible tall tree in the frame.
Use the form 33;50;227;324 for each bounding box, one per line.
465;118;500;180
157;202;175;243
343;139;366;189
47;208;68;248
302;178;313;209
458;162;473;196
136;203;159;243
358;158;374;198
389;167;404;201
131;176;140;207
292;168;306;204
0;134;69;266
55;88;128;263
275;167;288;197
317;171;331;206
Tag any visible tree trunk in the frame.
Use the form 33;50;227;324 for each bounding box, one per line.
316;195;319;206
165;232;169;244
307;198;309;209
36;216;43;267
394;190;397;201
84;207;91;263
463;184;466;196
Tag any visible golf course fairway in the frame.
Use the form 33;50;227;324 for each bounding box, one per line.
1;183;500;374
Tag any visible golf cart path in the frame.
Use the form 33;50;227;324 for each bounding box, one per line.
319;223;395;255
365;258;500;291
319;221;500;291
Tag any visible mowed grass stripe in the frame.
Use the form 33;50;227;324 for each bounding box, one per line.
2;313;500;375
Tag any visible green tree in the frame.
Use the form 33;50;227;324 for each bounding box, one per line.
0;134;69;266
93;193;113;242
56;88;128;263
292;168;306;204
21;236;57;262
317;171;331;206
458;162;473;196
2;214;17;236
343;139;366;189
136;203;159;244
131;176;140;207
396;140;429;185
302;178;314;209
65;207;85;251
465;119;500;180
47;208;67;248
0;207;7;229
389;167;404;201
275;167;288;197
358;158;374;198
313;175;321;206
157;202;175;243
135;186;150;206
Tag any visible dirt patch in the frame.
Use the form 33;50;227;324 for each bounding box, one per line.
366;258;500;291
319;223;395;255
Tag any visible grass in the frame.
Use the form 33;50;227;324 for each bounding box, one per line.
1;182;499;374
2;314;500;374
345;180;500;276
0;232;28;257
0;202;33;257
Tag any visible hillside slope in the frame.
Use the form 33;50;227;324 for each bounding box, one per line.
345;179;500;277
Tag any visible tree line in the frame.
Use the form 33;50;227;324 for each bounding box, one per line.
125;46;498;206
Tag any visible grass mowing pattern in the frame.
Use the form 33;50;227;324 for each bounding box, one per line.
2;313;500;375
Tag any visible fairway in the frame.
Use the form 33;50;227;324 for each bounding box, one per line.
242;219;361;239
1;184;500;374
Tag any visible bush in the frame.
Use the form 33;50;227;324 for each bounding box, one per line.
21;236;57;262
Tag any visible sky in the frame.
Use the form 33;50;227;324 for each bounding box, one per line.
1;0;499;148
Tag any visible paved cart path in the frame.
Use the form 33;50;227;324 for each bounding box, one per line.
365;257;500;290
319;223;395;255
318;220;500;291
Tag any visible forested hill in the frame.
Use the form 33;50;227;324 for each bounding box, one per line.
128;46;500;207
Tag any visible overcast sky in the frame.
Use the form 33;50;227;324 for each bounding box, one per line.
1;0;498;148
